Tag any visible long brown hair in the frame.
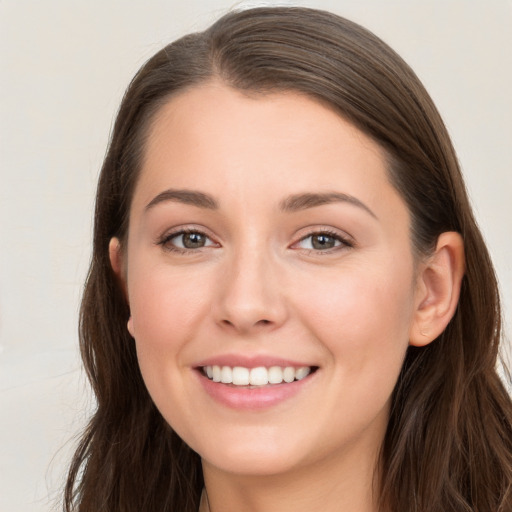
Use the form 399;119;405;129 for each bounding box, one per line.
64;7;512;511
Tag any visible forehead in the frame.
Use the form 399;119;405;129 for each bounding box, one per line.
132;81;405;223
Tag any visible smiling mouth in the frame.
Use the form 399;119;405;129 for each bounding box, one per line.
201;365;318;387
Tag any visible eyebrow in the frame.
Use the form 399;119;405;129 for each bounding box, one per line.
144;188;376;219
279;192;377;219
145;189;219;211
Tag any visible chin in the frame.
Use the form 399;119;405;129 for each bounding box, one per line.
201;446;303;477
187;426;307;476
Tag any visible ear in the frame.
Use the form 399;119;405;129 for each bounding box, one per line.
109;237;135;337
108;237;126;288
409;232;465;347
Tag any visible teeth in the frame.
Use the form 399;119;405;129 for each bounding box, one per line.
203;365;312;386
249;367;268;386
220;366;232;384
212;365;221;383
232;367;249;385
295;367;311;380
268;366;284;384
283;367;295;383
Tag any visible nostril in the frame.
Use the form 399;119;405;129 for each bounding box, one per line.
218;315;278;332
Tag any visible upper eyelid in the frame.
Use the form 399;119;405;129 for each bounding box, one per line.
292;227;355;245
156;225;217;244
293;235;352;250
286;232;354;258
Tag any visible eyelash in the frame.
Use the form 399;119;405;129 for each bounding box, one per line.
156;228;217;254
156;228;354;255
293;229;354;254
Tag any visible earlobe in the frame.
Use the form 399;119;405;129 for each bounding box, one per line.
409;232;465;347
127;316;135;338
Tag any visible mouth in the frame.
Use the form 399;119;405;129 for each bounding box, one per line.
200;365;319;387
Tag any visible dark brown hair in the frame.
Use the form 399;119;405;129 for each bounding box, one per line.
64;7;512;511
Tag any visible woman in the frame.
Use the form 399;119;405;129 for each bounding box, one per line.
64;7;512;512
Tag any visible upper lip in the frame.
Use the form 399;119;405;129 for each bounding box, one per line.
194;354;317;369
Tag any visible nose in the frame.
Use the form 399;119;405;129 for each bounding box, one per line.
213;248;288;335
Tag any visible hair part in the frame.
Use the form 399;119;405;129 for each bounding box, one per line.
65;7;512;511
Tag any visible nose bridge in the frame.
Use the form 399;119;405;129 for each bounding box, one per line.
216;239;286;332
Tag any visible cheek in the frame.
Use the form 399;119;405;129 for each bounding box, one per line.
296;258;415;381
125;265;215;442
295;263;415;440
126;261;213;401
128;260;210;343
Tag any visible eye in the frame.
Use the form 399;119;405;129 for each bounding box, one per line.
158;229;217;252
294;231;352;252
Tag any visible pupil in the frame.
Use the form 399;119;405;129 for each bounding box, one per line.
183;232;205;248
312;234;335;250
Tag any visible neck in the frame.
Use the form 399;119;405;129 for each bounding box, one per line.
201;435;383;512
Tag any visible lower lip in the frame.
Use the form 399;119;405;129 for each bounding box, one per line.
196;370;316;410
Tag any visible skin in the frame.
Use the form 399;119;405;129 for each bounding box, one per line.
110;81;464;512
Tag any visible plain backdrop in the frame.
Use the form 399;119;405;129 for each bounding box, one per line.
1;1;511;510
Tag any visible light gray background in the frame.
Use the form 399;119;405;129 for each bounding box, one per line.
1;1;511;510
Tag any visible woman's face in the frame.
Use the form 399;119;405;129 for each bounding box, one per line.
116;82;423;477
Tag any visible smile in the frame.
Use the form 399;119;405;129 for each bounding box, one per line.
202;365;315;386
